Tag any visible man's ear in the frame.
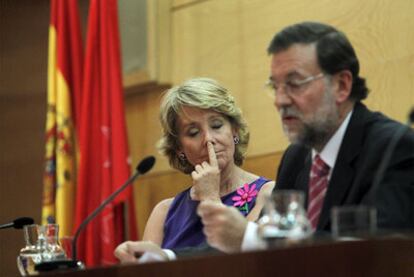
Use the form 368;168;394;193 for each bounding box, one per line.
333;70;353;104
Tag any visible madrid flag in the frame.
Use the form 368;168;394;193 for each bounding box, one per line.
74;0;137;266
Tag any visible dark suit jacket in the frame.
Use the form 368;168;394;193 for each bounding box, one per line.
276;102;414;231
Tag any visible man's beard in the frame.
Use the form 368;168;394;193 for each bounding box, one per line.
281;86;339;149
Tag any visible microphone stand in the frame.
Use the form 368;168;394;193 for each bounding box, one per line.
71;169;142;263
368;108;414;231
371;109;414;194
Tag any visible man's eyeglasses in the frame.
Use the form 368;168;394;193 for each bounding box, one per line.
265;73;325;98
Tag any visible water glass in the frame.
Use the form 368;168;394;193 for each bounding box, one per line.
17;224;43;276
257;190;312;248
331;205;377;239
17;224;67;276
42;224;67;261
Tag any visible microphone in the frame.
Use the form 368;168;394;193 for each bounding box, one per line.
35;156;156;272
0;217;34;230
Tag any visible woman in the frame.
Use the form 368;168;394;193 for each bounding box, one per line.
115;78;275;260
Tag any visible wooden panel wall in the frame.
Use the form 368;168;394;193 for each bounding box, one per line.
0;1;90;275
169;0;414;155
0;1;52;276
129;0;414;236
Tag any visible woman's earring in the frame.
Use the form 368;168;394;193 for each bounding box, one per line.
178;152;186;161
233;136;239;145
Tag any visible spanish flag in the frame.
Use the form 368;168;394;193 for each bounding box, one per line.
42;0;83;238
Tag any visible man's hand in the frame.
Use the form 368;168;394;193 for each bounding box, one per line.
190;142;221;202
197;200;248;253
114;241;168;264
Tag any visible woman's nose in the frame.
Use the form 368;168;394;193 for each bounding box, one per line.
203;130;216;144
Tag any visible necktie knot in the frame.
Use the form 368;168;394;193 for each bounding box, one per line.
311;155;330;177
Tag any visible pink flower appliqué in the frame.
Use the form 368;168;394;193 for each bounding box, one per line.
232;183;258;213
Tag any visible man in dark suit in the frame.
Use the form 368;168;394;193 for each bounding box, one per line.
115;22;414;261
276;102;414;231
196;21;414;253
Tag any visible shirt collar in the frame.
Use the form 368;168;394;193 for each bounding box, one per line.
312;109;353;170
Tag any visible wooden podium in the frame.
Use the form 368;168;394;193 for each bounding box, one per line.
42;237;414;277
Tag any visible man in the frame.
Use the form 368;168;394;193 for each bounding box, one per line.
197;21;414;253
115;22;414;261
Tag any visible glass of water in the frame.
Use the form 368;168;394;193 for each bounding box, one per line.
257;190;312;248
17;224;67;275
17;224;43;276
331;205;377;240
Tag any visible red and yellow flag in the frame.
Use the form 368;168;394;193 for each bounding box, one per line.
74;0;137;266
42;0;83;237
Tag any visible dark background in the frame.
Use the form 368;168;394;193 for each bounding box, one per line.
0;1;88;275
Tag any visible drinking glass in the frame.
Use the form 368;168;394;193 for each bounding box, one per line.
17;224;67;276
331;205;377;240
17;224;43;276
42;224;67;261
257;190;312;248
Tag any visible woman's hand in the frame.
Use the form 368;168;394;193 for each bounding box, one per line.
114;241;168;264
190;142;221;202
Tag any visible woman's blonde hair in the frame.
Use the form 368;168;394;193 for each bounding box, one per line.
158;78;249;174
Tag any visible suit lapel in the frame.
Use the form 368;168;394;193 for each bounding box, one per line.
318;157;356;229
296;153;311;204
317;103;369;230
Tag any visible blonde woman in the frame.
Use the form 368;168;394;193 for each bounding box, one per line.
115;78;274;261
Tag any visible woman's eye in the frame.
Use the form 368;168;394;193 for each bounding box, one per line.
211;120;223;129
187;128;199;137
211;122;223;129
